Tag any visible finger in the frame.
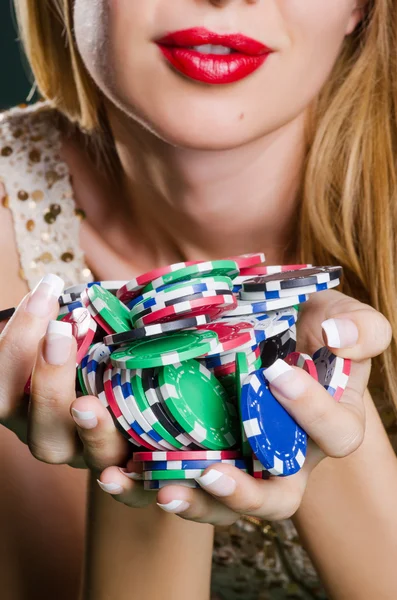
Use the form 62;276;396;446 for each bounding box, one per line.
29;320;80;464
71;395;131;471
97;464;154;508
0;274;64;419
264;359;367;457
193;462;310;520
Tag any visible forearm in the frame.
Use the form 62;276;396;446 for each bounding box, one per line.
82;474;214;600
293;390;397;599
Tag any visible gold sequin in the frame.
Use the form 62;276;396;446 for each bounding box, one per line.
30;134;43;142
1;195;9;208
61;252;74;263
13;128;23;138
50;203;61;217
32;190;44;202
45;170;62;189
38;252;53;264
29;148;41;163
26;219;35;232
44;211;56;225
75;208;86;220
1;146;13;157
18;190;29;201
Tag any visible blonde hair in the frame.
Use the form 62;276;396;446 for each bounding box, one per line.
14;0;397;412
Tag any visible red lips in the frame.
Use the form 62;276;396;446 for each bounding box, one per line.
156;27;273;84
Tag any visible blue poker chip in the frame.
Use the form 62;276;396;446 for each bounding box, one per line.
142;459;249;471
58;300;84;316
240;278;340;301
127;281;231;310
86;343;112;395
240;368;307;476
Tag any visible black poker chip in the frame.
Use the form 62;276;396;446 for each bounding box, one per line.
243;266;342;292
260;326;297;368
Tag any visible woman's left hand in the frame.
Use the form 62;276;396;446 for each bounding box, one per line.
97;289;392;525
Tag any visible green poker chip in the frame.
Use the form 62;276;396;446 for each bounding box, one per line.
130;369;185;449
110;330;219;369
158;360;239;450
236;352;252;457
142;260;239;294
144;468;248;481
86;285;132;333
77;364;89;396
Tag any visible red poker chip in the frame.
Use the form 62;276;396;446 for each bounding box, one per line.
239;264;312;276
136;294;237;327
117;261;199;303
60;307;97;364
133;450;242;461
285;352;318;380
212;361;237;377
251;454;272;480
197;322;254;355
81;289;115;334
226;253;265;269
103;364;154;449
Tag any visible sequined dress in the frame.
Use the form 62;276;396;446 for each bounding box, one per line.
1;101;397;600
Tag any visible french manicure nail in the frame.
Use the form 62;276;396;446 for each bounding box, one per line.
43;320;73;366
157;500;190;514
118;468;142;480
26;274;65;317
97;480;123;494
72;407;98;429
263;359;306;400
195;469;236;497
322;318;359;348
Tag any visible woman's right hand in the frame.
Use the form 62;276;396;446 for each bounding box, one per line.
0;274;153;506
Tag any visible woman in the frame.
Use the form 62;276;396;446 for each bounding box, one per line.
1;1;397;598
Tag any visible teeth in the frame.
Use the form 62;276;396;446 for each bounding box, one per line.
191;44;233;55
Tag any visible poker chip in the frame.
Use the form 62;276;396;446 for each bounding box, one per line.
239;264;312;276
117;262;199;303
57;300;84;318
285;352;318;380
219;309;297;343
142;459;248;471
226;253;265;269
222;294;308;318
236;352;253;457
312;347;351;401
242;266;342;292
60;307;97;365
110;330;218;369
144;480;200;490
0;307;15;322
59;292;81;306
77;362;89;396
240;278;340;300
85;285;132;333
141;369;199;449
103;315;211;346
196;322;256;356
65;281;128;295
251;454;272;480
86;343;112;394
144;468;247;481
241;369;307;476
260;326;297;368
143;260;239;294
134;449;242;461
158;360;239;450
132;292;237;328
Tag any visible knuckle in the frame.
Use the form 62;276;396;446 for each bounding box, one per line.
28;440;73;465
243;489;266;514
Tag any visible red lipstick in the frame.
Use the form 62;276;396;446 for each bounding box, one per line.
156;27;273;85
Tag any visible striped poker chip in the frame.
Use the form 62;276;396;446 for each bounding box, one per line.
86;343;112;395
59;292;81;306
144;260;240;294
196;322;256;356
242;266;342;292
57;300;84;317
142;458;249;471
144;479;200;490
240;278;340;300
103;315;211;346
65;281;128;296
202;345;260;369
312;347;351;401
260;326;297;369
240;369;307;476
225;253;266;269
60;307;97;365
134;293;237;328
218;309;297;344
144;468;248;481
142;369;199;449
101;363;144;447
221;294;308;318
86;285;132;334
285;352;318;380
117;262;200;303
134;450;242;461
111;367;166;450
251;454;273;480
81;343;98;395
127;278;232;310
239;264;312;277
236;352;252;456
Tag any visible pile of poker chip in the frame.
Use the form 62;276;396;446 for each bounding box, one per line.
53;255;351;488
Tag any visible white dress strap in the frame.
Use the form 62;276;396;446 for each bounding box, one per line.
0;101;93;291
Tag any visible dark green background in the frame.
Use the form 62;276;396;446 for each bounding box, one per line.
0;2;36;109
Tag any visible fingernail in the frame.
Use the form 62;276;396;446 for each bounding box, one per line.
157;500;190;514
263;359;306;400
43;320;73;366
118;467;142;480
195;469;236;497
26;274;65;317
97;480;123;494
322;318;359;348
72;407;98;429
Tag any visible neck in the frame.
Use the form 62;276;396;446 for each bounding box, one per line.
107;104;308;266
